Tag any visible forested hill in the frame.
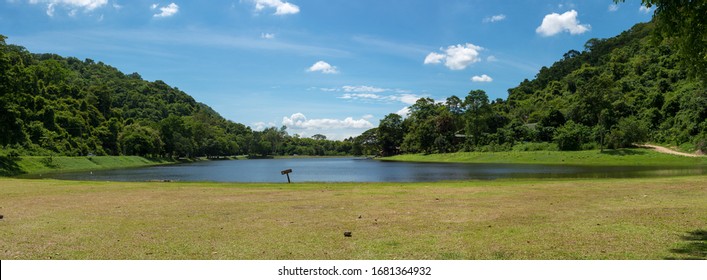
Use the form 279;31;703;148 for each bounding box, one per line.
505;21;705;148
0;35;354;158
362;21;705;156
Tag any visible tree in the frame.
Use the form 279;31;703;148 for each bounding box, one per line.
554;121;592;151
463;90;492;147
615;0;707;82
607;116;650;148
118;123;163;156
402;98;440;154
377;114;404;156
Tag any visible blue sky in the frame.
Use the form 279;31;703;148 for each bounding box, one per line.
1;0;654;139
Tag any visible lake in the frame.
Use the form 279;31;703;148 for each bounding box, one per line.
26;157;707;182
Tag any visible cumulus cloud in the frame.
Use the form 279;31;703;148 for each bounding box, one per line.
29;0;108;16
307;61;338;74
483;14;506;23
608;4;619;12
423;52;445;65
253;0;300;15
487;55;498;62
261;33;275;39
424;43;484;70
536;10;591;37
153;3;179;18
282;113;373;130
471;74;493;83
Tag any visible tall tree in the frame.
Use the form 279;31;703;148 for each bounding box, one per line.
463;90;492;147
377;113;404;156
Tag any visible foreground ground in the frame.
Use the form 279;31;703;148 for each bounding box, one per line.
0;176;705;260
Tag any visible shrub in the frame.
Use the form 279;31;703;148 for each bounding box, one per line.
554;121;592;151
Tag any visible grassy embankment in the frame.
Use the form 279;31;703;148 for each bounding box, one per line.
0;156;179;177
382;148;707;166
0;176;705;260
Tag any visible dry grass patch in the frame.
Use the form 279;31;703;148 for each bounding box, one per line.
0;177;705;259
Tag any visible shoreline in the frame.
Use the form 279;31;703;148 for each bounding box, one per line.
1;156;193;177
379;148;707;167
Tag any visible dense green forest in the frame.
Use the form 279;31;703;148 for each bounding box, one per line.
0;35;354;158
355;21;706;155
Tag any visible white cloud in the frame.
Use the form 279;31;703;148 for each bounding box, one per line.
608;4;619;12
424;43;484;70
362;114;374;120
340;93;382;100
487;55;498;62
307;61;338;74
395;94;420;105
423;52;445;64
342;85;386;93
46;3;55;16
253;0;300;15
253;121;276;131
261;33;275;39
150;3;158;9
339;92;421;105
29;0;108;16
536;10;591;37
483;14;506;23
639;5;652;14
153;3;179;18
282;113;373;130
471;74;493;83
396;107;410;117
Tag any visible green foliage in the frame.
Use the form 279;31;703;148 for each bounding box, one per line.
554;121;592;151
607;116;650;148
118;124;163;156
377;114;404;156
615;0;707;82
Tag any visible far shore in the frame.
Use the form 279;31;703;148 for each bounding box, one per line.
380;148;707;167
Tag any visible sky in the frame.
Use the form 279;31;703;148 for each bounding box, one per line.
1;0;655;140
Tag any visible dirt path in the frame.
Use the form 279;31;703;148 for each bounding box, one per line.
637;144;703;157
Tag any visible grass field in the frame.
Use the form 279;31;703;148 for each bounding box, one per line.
382;149;707;166
0;176;705;260
0;156;179;176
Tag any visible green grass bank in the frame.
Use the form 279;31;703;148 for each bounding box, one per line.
0;156;179;176
381;149;707;166
0;176;705;259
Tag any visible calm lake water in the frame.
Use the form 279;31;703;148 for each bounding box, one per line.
26;157;707;182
